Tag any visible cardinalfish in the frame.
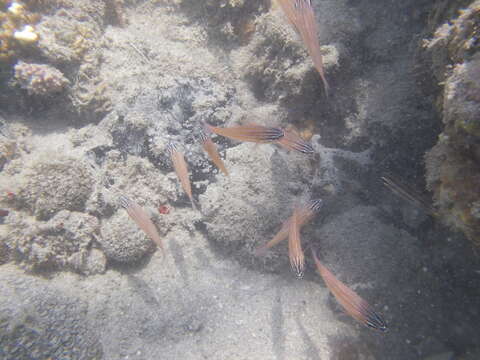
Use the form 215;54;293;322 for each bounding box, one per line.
204;123;284;144
199;128;229;176
312;249;388;331
205;123;314;155
289;207;305;277
167;142;195;209
120;195;164;254
381;175;435;215
276;0;329;96
275;128;315;154
255;198;323;256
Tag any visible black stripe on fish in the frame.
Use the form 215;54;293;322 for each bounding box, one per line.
308;198;323;212
166;141;179;156
293;140;315;154
119;195;132;209
262;127;285;141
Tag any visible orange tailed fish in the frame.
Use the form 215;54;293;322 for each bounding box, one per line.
199;128;229;176
275;128;315;154
312;250;388;331
204;123;284;144
167;142;195;209
255;199;322;256
120;195;164;254
277;0;329;95
289;207;305;277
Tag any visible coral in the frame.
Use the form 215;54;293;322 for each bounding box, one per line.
99;210;155;264
69;52;112;119
230;9;339;108
1;152;94;220
14;60;70;96
0;120;31;171
22;1;112;120
423;1;480;245
68;248;107;275
177;0;268;45
1;210;102;272
0;0;40;64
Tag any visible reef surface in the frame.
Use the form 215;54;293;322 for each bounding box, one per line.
0;0;479;359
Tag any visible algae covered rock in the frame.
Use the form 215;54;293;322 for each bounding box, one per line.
14;61;70;96
423;0;480;245
7;152;95;220
99;210;155;264
199;142;315;268
1;210;101;273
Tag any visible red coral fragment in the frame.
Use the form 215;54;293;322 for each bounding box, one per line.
158;205;170;215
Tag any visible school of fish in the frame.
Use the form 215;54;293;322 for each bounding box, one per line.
118;0;387;332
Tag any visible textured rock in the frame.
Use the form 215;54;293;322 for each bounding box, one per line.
423;1;480;245
0;267;103;359
1;210;100;272
199;142;315;269
3;152;94;220
14;61;70;96
99;209;155;263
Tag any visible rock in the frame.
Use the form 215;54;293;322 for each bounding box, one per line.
68;248;107;275
1;210;100;272
423;1;480;246
199;142;314;269
423;351;455;360
14;61;70;96
0;267;103;359
99;210;155;264
3;152;94;220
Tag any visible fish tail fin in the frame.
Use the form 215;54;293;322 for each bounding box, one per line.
254;244;269;257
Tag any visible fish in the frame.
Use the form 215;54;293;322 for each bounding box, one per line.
205;123;284;144
276;0;329;96
167;142;195;209
120;195;164;253
289;207;305;277
381;175;435;215
199;129;229;176
312;249;388;331
275;128;315;154
254;198;322;256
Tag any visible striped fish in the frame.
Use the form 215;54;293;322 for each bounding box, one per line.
312;250;388;331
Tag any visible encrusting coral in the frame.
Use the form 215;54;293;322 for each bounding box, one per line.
14;60;69;96
0;1;40;63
